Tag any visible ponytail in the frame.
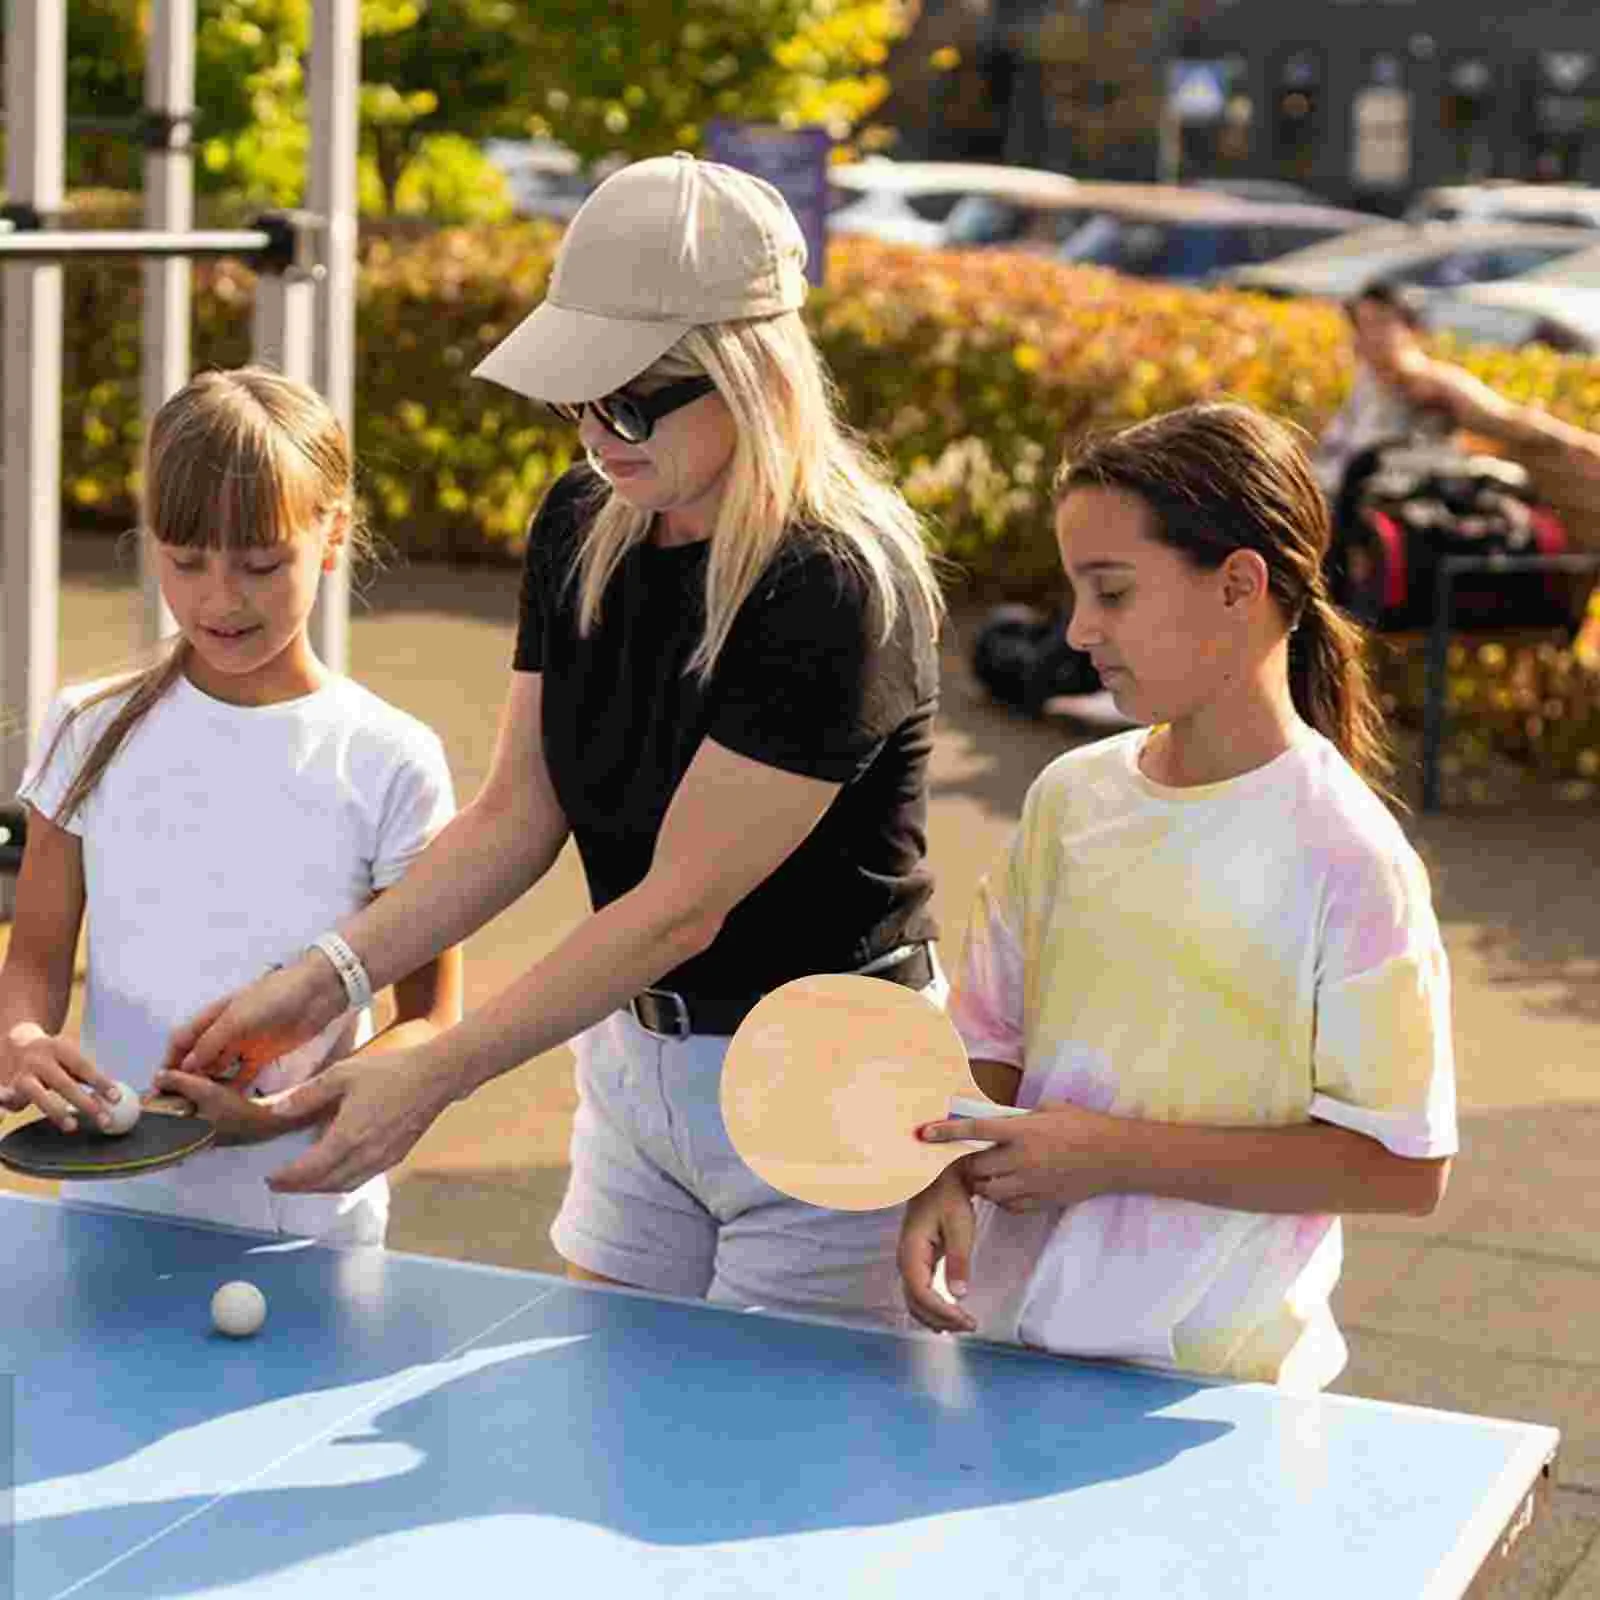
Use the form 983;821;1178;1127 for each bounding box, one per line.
1057;402;1404;810
1290;594;1398;807
44;642;191;826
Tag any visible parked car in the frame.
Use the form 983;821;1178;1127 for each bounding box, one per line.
1220;220;1600;301
482;139;594;222
1046;190;1381;284
1405;182;1600;231
827;159;1078;249
1190;177;1327;205
1422;279;1600;355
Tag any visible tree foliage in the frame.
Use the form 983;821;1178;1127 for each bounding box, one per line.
509;1;911;161
20;0;912;215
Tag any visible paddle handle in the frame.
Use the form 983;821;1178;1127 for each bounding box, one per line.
946;1095;1030;1150
144;1092;198;1118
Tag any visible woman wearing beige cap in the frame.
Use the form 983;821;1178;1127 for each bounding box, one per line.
164;153;948;1327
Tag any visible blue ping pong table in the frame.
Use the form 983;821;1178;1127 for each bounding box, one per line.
1;1191;1558;1599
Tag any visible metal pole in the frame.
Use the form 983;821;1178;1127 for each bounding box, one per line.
250;215;321;387
140;0;197;644
2;0;66;919
1154;0;1185;184
306;0;359;674
1420;559;1459;813
0;229;273;258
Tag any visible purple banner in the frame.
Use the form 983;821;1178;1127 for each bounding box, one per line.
704;121;833;287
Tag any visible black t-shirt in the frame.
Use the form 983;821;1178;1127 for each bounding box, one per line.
513;465;939;999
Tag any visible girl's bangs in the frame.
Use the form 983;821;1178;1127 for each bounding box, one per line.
148;429;319;552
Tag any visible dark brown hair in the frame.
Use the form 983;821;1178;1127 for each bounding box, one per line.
44;368;362;823
1055;401;1396;803
1346;280;1427;331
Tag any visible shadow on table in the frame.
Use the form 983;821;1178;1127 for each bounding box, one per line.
14;1287;1228;1595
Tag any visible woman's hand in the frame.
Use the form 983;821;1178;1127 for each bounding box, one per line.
258;1043;465;1194
919;1102;1130;1215
164;957;347;1090
0;1023;122;1132
898;1165;980;1334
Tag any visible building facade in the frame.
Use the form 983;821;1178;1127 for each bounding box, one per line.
879;1;1600;206
1175;0;1600;206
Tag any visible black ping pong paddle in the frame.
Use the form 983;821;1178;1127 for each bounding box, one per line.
0;1094;216;1180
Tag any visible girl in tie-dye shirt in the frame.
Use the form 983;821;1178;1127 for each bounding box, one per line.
901;403;1457;1390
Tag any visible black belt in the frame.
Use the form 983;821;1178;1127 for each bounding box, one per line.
629;943;935;1040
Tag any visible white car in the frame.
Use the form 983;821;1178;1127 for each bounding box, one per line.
482;138;592;222
826;159;1079;249
1221;220;1600;301
1405;183;1600;231
1424;284;1600;354
1423;254;1600;354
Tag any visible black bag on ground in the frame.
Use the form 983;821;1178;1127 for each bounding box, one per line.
972;605;1101;715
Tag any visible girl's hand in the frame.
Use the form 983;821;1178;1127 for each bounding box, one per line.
164;957;347;1090
261;1044;462;1194
151;1070;322;1146
919;1103;1131;1215
898;1165;980;1334
0;1023;124;1133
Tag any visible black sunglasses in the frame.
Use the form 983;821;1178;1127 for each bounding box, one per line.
547;376;717;445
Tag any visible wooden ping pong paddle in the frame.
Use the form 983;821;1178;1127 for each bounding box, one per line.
0;1093;215;1181
720;973;1028;1211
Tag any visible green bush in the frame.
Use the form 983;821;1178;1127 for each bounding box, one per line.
41;213;1600;788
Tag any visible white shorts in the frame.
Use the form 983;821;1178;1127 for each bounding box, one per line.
552;959;947;1329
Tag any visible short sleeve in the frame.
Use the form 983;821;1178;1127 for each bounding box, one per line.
15;690;96;835
372;728;457;891
948;839;1027;1068
513;466;597;674
707;549;927;784
1310;846;1458;1159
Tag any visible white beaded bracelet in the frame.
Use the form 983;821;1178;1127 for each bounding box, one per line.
307;931;374;1012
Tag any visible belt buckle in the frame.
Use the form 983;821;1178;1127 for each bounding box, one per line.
634;987;692;1040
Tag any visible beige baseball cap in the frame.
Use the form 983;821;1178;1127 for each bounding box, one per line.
473;151;810;405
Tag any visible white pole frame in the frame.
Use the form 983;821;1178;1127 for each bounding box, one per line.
1;0;66;918
139;0;197;642
1;0;357;918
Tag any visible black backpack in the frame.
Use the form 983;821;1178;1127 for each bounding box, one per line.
1329;442;1573;630
971;604;1101;715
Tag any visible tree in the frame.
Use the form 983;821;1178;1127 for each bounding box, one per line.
504;1;913;162
30;0;913;217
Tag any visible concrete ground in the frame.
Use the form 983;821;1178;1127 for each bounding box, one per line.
5;533;1599;1595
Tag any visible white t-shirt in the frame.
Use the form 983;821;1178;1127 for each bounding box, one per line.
949;725;1457;1390
18;671;456;1242
1313;363;1425;497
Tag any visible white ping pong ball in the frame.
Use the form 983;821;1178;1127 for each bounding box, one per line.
211;1281;267;1339
100;1082;141;1136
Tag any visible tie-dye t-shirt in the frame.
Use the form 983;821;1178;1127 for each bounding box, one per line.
950;725;1457;1389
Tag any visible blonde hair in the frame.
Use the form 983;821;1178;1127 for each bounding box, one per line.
571;313;945;679
46;367;361;823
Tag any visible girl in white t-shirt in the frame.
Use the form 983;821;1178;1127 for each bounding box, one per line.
0;367;462;1243
900;401;1457;1390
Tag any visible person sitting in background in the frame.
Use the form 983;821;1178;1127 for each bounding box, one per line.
1315;282;1600;550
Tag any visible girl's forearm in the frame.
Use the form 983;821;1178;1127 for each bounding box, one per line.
0;959;71;1046
1098;1113;1448;1217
